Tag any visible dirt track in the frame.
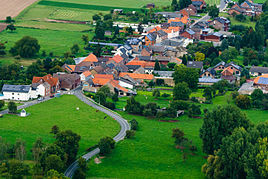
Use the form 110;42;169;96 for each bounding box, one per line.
0;0;38;20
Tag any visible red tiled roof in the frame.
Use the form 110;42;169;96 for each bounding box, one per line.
111;54;124;63
109;80;129;92
32;74;58;87
119;73;154;80
82;71;92;77
92;78;111;86
254;74;268;84
94;74;114;79
126;60;155;68
83;53;98;62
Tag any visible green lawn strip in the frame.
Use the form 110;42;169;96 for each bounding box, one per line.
0;27;92;56
38;0;142;12
0;95;120;159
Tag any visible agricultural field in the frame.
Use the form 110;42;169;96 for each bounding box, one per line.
87;90;268;178
0;0;38;20
0;57;36;67
0;95;120;158
0;27;92;56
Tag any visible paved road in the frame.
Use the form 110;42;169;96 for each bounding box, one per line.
0;97;52;115
190;14;210;28
64;88;130;178
219;0;227;12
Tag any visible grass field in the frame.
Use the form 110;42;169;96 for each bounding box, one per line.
0;56;36;66
0;95;120;159
0;27;92;56
219;13;256;28
87;91;268;178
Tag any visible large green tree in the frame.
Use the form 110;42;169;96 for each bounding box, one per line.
200;105;251;154
10;36;40;58
173;64;199;89
173;82;191;100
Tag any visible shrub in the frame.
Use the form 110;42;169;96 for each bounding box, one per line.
152;89;160;98
125;130;135;139
8;102;17;114
231;91;239;99
191;97;199;103
161;93;170;98
235;95;251;109
130;119;138;130
98;137;115;155
0;100;4;109
104;102;115;110
171;100;189;110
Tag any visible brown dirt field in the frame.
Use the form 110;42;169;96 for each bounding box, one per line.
0;0;38;20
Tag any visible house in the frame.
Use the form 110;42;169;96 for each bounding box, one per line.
74;61;94;74
155;12;183;19
221;68;236;83
238;81;256;94
154;71;175;86
213;61;226;71
113;9;123;14
253;74;268;92
201;32;223;42
145;32;157;46
224;63;242;76
32;74;59;94
126;60;155;74
2;84;32;101
119;73;154;82
80;71;92;82
31;82;50;98
53;73;81;90
249;66;268;76
126;38;142;53
181;29;195;39
192;0;206;10
228;1;263;16
187;61;203;70
107;80;136;96
200;67;216;78
209;17;230;31
141;46;153;56
119;77;136;89
198;78;221;86
62;64;76;73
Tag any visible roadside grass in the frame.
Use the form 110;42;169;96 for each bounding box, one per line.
0;95;120;159
0;27;92;56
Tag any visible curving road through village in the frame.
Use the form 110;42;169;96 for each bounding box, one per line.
64;88;130;178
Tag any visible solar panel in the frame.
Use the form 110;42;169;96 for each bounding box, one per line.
257;77;268;85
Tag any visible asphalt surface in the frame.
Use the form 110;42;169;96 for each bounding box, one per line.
219;0;227;12
64;88;130;178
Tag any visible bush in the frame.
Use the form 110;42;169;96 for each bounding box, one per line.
161;93;170;98
235;95;251;109
130;119;138;130
191;97;199;103
125;96;144;115
104;102;115;110
112;93;118;102
98;137;115;156
125;130;135;139
0;100;4;109
152;89;160;98
171;100;189;110
8;102;17;114
231;91;239;99
143;103;158;117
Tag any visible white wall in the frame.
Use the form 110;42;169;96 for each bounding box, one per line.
3;91;32;101
119;80;134;89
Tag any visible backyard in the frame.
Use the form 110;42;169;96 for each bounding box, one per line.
0;95;120;159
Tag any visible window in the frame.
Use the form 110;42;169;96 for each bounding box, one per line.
12;93;14;95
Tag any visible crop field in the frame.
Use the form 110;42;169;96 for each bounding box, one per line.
0;0;38;20
0;95;120;159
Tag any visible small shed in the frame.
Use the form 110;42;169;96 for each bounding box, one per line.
20;109;27;117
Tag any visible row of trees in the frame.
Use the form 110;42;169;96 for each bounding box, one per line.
200;105;268;178
0;126;81;178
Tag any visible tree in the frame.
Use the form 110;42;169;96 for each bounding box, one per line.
55;130;81;165
199;105;251;154
70;44;80;55
93;43;102;57
152;89;160;98
114;25;120;37
112;93;118;102
179;0;192;10
208;5;219;18
251;89;264;101
50;125;60;136
126;26;133;36
32;138;45;162
92;14;101;21
173;64;199;89
173;82;191;100
95;21;105;40
195;52;205;61
8;101;17;114
0;42;6;56
98;85;111;98
143;102;158;117
73;168;86;179
154;60;160;70
11;36;40;58
81;35;89;45
220;39;229;51
7;160;30;179
172;128;187;146
171;0;179;11
6;24;16;32
0;100;4;109
0;137;8;161
5;16;14;23
235;95;251;109
98;137;115;155
125;96;144;115
14;139;26;161
104;14;112;21
125;130;135;139
138;23;143;34
94;91;106;105
235;14;246;22
130;119;138;130
203;87;213;100
45;154;64;173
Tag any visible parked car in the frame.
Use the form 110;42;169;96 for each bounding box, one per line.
50;95;54;98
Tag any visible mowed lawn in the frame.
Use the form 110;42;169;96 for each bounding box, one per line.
0;27;92;56
87;91;268;179
0;95;120;159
